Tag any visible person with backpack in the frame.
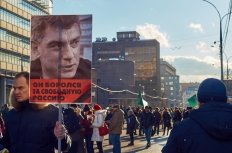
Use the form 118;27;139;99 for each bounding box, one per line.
91;104;107;153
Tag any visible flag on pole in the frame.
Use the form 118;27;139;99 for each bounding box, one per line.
136;91;148;107
187;94;198;108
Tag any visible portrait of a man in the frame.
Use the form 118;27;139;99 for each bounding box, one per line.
30;15;92;104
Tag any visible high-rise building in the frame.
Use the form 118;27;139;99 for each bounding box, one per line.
93;31;161;106
160;59;180;107
0;0;52;105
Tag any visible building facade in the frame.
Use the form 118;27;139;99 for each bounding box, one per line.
95;60;135;107
92;31;161;106
0;0;52;105
160;59;180;108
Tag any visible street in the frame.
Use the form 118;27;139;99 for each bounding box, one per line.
95;126;168;153
55;126;168;153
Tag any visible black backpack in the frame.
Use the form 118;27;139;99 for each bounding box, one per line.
63;107;80;134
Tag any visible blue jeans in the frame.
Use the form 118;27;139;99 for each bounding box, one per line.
144;127;152;144
85;135;94;153
110;133;121;153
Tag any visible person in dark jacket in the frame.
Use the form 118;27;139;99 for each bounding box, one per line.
126;110;137;146
105;108;113;145
182;107;192;119
172;107;182;126
162;78;232;153
0;72;71;153
82;110;94;153
162;108;171;136
153;107;161;135
140;106;154;148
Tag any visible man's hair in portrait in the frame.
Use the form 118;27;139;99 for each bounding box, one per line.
31;15;81;47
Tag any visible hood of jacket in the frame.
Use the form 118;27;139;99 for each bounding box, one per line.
95;109;107;115
190;102;232;141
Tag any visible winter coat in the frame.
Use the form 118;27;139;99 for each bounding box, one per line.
162;111;171;127
153;111;161;125
82;115;93;137
140;111;154;129
162;102;232;153
126;115;136;134
91;110;106;142
0;100;71;153
109;109;124;135
172;110;182;124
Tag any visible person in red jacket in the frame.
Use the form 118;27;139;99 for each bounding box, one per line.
82;110;94;153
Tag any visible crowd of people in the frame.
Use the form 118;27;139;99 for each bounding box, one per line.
0;72;232;153
0;92;192;153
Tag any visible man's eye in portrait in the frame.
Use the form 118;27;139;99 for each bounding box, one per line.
70;38;80;48
48;42;63;50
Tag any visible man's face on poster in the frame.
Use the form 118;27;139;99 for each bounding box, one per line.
37;23;81;79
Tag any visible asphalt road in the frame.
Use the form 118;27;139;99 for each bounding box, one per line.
55;126;168;153
100;129;168;153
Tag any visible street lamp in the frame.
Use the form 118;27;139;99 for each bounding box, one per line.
225;54;232;80
202;0;232;81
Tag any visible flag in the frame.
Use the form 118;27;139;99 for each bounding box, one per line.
187;94;198;108
136;91;148;107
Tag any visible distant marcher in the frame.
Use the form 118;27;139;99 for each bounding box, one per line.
137;109;144;136
109;105;124;153
105;108;113;145
183;107;192;119
67;107;86;153
172;107;182;126
162;108;171;136
82;110;94;153
140;106;154;148
126;110;137;146
153;107;161;135
162;78;232;153
91;104;107;153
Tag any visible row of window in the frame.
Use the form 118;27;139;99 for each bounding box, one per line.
6;0;49;15
161;76;179;80
0;9;30;30
0;51;29;67
0;29;29;49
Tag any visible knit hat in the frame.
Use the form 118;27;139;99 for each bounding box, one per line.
93;104;102;111
83;104;90;112
197;78;227;103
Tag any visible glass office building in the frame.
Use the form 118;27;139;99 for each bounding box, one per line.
0;0;52;105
